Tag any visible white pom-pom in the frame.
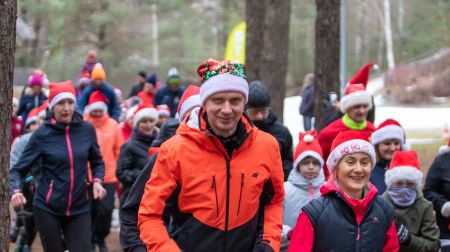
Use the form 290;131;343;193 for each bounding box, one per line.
402;141;411;151
303;134;314;143
372;64;379;71
439;145;449;155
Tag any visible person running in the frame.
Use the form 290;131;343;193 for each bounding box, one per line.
116;104;159;206
383;150;440;252
281;131;324;251
370;119;408;194
288;130;399;252
318;63;376;180
77;63;121;121
18;72;48;120
138;59;285;251
84;90;124;252
154;67;185;117
9;81;107;252
247;80;293;180
423;140;450;251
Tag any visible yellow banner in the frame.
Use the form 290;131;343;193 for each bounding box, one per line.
224;22;246;64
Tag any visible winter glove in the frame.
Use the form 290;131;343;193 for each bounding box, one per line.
441;202;450;217
395;223;411;245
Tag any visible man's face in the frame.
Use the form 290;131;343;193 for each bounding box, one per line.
136;75;146;83
247;107;269;122
168;83;179;92
204;92;245;138
347;104;369;123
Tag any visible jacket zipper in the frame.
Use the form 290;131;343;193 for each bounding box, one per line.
212;175;219;217
46;180;54;203
65;125;75;216
237;173;244;216
224;158;231;252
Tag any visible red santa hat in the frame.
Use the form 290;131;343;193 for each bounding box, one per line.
385;150;423;188
78;71;91;86
48;81;77;110
12;97;19;107
371;119;409;149
197;59;248;106
177;85;200;121
326;130;376;173
157;104;171;118
85;91;108;114
133;104;158;127
293;130;324;169
37;101;48;119
25;107;40;127
340;63;375;113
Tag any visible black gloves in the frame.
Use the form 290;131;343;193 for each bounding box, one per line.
396;223;412;245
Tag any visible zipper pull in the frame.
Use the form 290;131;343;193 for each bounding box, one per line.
356;226;360;240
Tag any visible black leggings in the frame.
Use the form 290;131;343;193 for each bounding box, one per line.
34;207;91;252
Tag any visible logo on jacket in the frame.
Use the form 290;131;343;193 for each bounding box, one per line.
252;172;259;178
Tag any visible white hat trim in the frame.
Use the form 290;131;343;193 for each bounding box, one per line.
49;92;76;110
371;125;405;145
293;150;324;170
25;116;38;127
200;74;248;105
326;139;376;173
340;90;373;113
179;94;200;122
385;166;423;189
133;108;158;127
85;101;107;114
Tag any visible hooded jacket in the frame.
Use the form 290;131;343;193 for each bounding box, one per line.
383;191;440;252
120;118;180;252
253;110;293;181
288;180;399;252
138;108;285;252
84;113;124;184
9;111;105;216
283;169;324;233
423;151;450;239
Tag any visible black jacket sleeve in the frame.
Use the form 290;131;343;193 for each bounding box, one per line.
281;128;293;181
9;132;42;196
120;154;157;252
423;153;450;212
116;143;140;185
88;124;105;181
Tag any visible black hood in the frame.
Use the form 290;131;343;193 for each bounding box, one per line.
151;118;180;147
252;109;277;131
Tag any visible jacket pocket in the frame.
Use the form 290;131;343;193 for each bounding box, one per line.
46;180;54;204
211;175;219;217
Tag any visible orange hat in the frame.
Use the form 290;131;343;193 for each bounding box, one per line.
85;91;108;114
385;150;422;188
293;130;324;168
48;81;76;110
91;63;106;80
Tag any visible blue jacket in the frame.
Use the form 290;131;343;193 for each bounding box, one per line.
299;84;314;117
370;159;389;194
154;85;185;117
77;81;120;121
9;111;105;216
18;93;47;120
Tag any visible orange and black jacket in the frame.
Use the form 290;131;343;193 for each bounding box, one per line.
138;108;285;252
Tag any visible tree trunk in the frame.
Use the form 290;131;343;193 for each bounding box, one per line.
314;0;340;132
0;0;17;251
246;0;291;120
383;0;395;70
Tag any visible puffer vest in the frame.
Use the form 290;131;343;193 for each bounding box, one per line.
303;192;394;252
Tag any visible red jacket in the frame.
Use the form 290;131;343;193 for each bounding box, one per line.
317;117;375;179
138;108;285;251
288;179;399;252
137;91;155;106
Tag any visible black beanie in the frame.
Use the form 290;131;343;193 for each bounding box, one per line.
137;70;147;79
248;80;271;108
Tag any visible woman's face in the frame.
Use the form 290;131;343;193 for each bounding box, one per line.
377;139;401;160
137;117;155;135
53;98;75;123
335;153;372;198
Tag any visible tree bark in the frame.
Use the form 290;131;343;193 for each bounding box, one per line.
314;0;340;131
246;0;291;120
0;0;17;251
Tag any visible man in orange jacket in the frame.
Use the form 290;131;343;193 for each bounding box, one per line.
138;59;285;252
84;91;124;252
